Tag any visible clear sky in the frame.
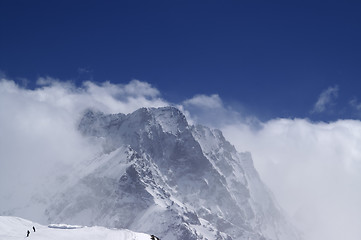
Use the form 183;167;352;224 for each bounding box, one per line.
1;0;361;121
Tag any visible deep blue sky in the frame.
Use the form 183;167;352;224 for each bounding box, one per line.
1;1;361;121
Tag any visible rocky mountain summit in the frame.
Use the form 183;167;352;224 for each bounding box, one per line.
39;107;299;240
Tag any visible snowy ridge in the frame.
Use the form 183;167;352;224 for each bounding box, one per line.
0;216;150;240
1;107;301;240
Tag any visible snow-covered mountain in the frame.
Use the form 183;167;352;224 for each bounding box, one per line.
0;216;150;240
2;107;301;240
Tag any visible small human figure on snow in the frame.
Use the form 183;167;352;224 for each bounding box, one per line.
150;234;160;240
33;226;36;232
26;230;30;237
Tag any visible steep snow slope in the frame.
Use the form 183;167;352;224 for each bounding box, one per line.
191;125;299;240
0;216;150;240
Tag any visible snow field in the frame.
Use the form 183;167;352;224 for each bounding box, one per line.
0;216;150;240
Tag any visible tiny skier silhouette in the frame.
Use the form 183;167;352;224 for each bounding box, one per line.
33;226;36;232
26;230;30;237
151;234;160;240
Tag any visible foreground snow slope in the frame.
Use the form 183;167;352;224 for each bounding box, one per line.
0;216;150;240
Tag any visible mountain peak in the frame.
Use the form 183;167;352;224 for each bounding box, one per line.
7;107;301;240
79;106;188;138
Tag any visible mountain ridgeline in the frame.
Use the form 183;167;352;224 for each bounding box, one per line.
45;107;300;240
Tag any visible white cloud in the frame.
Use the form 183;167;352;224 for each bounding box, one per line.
183;94;223;109
312;85;339;113
0;77;169;212
222;118;361;240
181;93;254;128
81;80;167;114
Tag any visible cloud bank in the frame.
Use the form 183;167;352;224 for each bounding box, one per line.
222;119;361;240
1;77;360;240
0;77;169;212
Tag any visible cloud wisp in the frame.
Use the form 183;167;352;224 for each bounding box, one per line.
311;85;339;113
349;97;361;117
183;94;223;109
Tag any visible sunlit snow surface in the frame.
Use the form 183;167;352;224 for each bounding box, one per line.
0;216;150;240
